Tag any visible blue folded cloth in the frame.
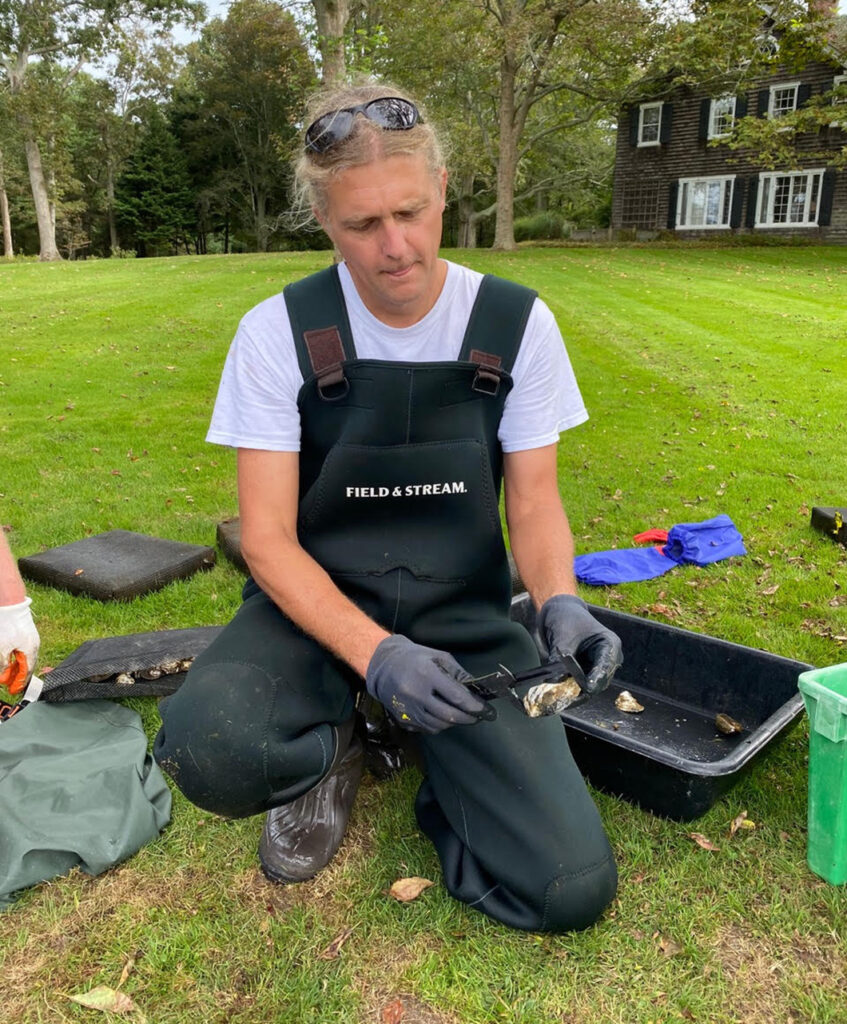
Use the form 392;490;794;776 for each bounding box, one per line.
574;514;746;586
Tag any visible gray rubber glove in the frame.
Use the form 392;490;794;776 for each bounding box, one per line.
537;594;623;694
365;635;495;734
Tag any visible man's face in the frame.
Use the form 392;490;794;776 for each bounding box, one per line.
317;152;448;328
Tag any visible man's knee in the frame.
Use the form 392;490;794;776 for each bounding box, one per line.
154;661;271;817
540;851;618;933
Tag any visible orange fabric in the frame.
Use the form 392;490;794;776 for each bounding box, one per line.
0;651;28;696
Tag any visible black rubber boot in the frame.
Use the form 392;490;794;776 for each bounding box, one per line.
258;718;363;884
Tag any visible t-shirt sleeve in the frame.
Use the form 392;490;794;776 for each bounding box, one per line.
205;297;303;452
498;298;588;453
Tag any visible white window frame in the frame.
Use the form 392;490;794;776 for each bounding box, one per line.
676;175;736;230
637;101;663;147
768;81;800;119
833;74;847;127
708;95;737;139
756;169;825;228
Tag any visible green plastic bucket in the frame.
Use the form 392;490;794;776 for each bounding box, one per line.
798;664;847;885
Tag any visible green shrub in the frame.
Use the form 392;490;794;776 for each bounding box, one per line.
513;210;569;242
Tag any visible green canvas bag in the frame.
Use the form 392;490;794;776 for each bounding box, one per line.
0;700;171;909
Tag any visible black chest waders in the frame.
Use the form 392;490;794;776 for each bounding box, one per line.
284;268;617;931
155;267;617;932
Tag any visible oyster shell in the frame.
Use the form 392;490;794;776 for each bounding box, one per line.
614;690;644;713
523;677;582;718
715;713;743;735
115;672;135;687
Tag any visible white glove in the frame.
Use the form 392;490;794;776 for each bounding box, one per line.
0;597;40;695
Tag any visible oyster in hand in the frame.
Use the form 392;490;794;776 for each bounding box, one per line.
523;677;582;718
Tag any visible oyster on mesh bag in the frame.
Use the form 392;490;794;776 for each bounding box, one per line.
523;677;583;718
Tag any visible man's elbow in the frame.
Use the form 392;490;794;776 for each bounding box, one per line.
239;521;297;574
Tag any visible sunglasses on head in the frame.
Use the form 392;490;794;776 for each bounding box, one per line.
304;97;421;154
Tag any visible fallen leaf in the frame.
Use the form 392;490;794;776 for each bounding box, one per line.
381;997;405;1024
688;832;720;852
389;877;434;902
116;954;136;989
318;926;354;960
760;585;780;596
729;810;757;836
658;935;684;957
68;985;139;1015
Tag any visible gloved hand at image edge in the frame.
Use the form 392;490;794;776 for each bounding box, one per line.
537;594;622;695
0;598;40;696
365;634;496;734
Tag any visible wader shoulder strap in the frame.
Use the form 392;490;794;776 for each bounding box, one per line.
458;274;538;396
284;265;357;399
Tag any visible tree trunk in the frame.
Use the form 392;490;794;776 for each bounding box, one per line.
106;161;119;253
457;171;477;248
493;53;518;251
0;151;13;258
313;0;350;86
255;191;268;252
23;135;62;261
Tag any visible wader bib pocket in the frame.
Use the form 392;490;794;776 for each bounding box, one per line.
298;439;502;581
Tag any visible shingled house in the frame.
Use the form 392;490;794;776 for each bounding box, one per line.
611;28;847;241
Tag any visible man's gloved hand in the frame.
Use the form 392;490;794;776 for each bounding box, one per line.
366;635;495;735
0;597;40;695
537;594;622;695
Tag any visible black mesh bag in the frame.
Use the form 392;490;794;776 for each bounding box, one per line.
41;627;222;702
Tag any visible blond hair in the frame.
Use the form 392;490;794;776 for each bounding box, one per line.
292;80;446;223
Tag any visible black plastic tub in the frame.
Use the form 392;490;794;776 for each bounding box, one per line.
510;594;811;821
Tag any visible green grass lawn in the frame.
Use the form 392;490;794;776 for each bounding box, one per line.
1;245;846;1024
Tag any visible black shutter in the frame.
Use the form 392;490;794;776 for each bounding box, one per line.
797;83;812;108
818;169;836;226
629;107;639;147
730;178;745;228
746;176;759;227
660;102;673;144
736;94;748;119
699;98;711;140
758;88;770;117
667;180;679;229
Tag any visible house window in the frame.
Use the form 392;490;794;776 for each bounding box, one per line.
638;102;663;146
709;96;737;138
621;179;660;229
757;170;824;226
769;82;800;118
677;176;735;229
834;74;846;126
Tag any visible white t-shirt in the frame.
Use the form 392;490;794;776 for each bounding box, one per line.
207;260;587;453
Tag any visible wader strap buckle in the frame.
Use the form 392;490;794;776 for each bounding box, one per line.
304;327;350;401
470;349;505;396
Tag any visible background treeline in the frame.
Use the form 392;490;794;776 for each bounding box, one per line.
0;0;841;260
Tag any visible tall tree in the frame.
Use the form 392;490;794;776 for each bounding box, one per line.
182;0;315;252
0;149;13;257
114;107;196;256
0;0;201;260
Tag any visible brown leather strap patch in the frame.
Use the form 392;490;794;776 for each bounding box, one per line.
469;349;502;370
304;327;345;376
469;348;504;395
